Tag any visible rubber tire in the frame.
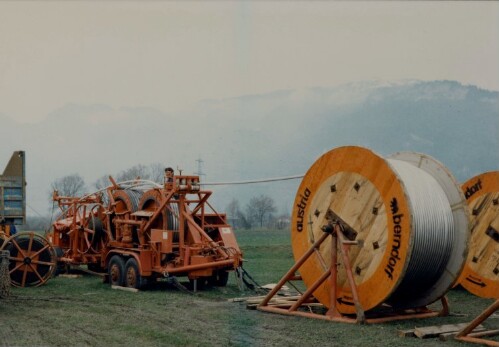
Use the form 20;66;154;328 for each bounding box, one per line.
124;257;145;289
108;255;125;286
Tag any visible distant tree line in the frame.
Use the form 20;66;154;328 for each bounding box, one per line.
225;195;290;230
45;166;290;232
49;163;165;200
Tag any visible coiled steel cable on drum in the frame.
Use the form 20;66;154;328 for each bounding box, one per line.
386;159;454;305
121;189;143;212
168;203;180;231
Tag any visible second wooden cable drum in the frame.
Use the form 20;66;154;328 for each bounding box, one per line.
458;171;499;299
291;146;469;314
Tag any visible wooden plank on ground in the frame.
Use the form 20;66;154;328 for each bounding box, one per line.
229;297;256;303
245;295;303;304
415;323;485;339
397;329;416;338
229;296;267;303
111;285;139;293
448;313;467;317
439;326;487;341
59;274;82;279
229;295;305;304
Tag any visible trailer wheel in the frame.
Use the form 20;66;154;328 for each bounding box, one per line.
208;270;229;287
108;255;125;286
124;258;144;289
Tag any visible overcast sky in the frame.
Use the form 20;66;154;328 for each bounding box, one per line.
0;1;498;124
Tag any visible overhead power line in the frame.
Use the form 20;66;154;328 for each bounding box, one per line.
201;174;304;186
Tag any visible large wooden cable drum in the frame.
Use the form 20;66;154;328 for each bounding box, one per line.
458;171;499;299
291;146;469;314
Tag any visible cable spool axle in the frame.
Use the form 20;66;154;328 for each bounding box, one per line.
291;146;469;313
458;171;499;299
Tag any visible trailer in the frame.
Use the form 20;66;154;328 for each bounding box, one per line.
51;171;243;289
0;151;25;237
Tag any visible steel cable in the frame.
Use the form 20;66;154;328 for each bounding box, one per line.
386;159;454;305
122;189;143;212
168;203;180;231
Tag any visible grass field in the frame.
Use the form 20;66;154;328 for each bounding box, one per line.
0;229;497;346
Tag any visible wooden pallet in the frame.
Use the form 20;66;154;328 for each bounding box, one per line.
230;294;314;310
399;323;486;340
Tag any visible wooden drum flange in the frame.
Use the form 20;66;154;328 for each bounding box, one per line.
458;171;499;299
292;146;412;313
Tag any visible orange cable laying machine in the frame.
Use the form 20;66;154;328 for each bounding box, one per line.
50;171;243;290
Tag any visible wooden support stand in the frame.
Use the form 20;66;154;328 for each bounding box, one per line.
257;222;449;324
455;299;499;347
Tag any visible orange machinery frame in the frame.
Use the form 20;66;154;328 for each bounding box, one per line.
257;221;449;324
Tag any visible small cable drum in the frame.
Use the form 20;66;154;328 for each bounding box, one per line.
291;146;469;313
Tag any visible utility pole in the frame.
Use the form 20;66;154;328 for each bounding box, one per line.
195;157;206;182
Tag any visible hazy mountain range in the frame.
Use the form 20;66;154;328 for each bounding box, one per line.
1;79;498;217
